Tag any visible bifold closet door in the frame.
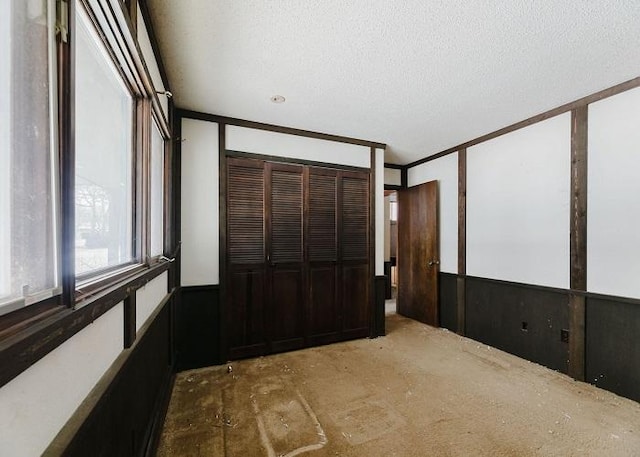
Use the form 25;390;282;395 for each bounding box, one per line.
341;171;370;337
227;157;267;358
267;162;305;352
226;156;371;359
307;168;340;344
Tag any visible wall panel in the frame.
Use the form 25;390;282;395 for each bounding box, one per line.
466;278;569;373
180;119;219;286
467;114;571;288
375;148;384;275
587;87;640;299
136;271;169;332
384;167;401;186
0;303;124;456
407;152;458;274
226;125;370;168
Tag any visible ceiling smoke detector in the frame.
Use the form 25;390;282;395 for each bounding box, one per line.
270;95;286;103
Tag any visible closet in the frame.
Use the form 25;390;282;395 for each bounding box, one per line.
225;155;370;359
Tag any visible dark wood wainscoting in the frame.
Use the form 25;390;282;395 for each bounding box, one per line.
177;285;221;370
44;292;175;457
586;295;640;402
439;272;458;332
465;277;570;374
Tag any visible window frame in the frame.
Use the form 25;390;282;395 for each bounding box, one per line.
0;0;174;367
149;112;167;260
0;0;62;317
73;0;139;286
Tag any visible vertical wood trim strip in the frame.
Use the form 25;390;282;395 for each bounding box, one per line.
569;107;588;380
400;167;408;189
60;1;76;306
123;293;136;348
458;148;467;276
218;123;228;362
456;148;467;335
369;147;376;336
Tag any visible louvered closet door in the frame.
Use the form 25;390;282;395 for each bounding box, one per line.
227;157;267;358
340;170;370;337
307;168;339;344
267;162;305;352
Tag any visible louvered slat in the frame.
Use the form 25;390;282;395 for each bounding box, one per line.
341;176;369;260
308;173;337;262
271;169;303;263
228;163;264;264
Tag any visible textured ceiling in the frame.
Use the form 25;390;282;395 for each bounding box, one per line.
147;0;640;164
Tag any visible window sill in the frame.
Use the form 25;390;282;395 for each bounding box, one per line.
0;260;172;388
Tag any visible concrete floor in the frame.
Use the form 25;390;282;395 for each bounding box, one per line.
157;313;640;456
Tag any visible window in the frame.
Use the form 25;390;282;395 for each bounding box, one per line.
74;5;135;277
150;120;165;257
0;0;60;315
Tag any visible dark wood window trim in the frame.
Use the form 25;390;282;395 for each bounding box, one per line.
405;76;640;169
0;0;174;388
0;261;171;388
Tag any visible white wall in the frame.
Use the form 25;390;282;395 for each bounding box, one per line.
180;119;219;286
384;167;401;186
0;303;124;457
375;148;384;275
467;114;571;288
136;271;168;332
226;126;370;168
384;196;391;261
407;152;458;274
137;4;168;118
588;87;640;299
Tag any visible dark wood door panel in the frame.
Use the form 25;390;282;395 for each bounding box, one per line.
228;158;265;265
308;170;338;262
226;157;372;360
342;263;369;333
227;269;267;358
270;267;305;351
397;181;439;326
269;163;303;264
308;264;339;340
341;173;369;261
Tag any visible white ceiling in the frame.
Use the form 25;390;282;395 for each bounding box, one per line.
147;0;640;165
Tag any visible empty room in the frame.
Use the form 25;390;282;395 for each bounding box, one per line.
1;1;640;456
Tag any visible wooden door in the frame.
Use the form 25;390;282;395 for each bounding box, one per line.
340;171;370;337
397;180;439;326
225;156;372;359
267;162;305;352
306;168;340;344
226;157;267;358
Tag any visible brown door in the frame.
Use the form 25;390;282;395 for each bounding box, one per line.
397;180;439;326
267;162;305;352
226;157;268;359
226;156;371;359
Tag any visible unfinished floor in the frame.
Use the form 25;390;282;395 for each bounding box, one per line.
157;314;640;456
